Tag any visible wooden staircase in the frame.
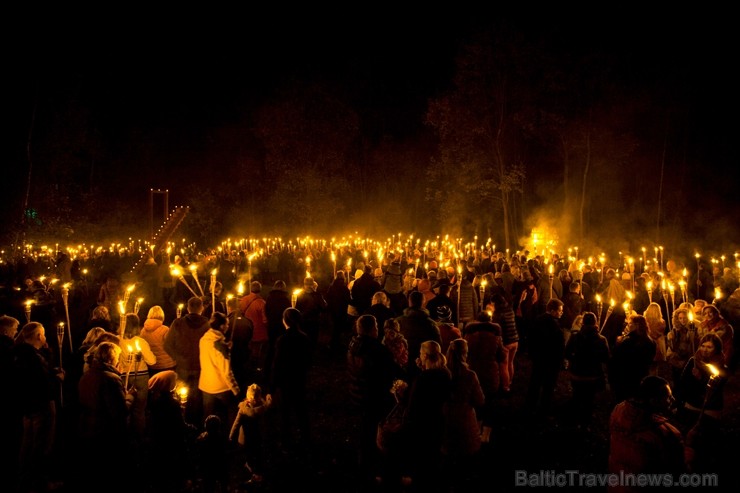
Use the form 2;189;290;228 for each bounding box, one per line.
131;205;190;274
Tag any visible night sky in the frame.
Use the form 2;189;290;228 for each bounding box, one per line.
5;12;738;255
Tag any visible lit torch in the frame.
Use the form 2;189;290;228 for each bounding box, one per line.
171;266;198;297
118;301;126;336
695;363;722;428
61;283;73;351
24;300;34;324
178;385;189;414
189;264;205;297
713;287;722;305
124;344;134;390
480;279;487;312
600;299;615;333
211;269;217;314
292;289;302;308
134;297;144;316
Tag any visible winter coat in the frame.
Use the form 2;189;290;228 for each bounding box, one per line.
396;307;441;372
464;322;506;396
609;399;686;488
608;332;657;403
198;329;239;396
230;396;272;446
141;318;176;369
450;280;479;324
346;334;399;420
443;365;485;457
240;293;269;343
564;324;610;386
351;273;382;314
164;312;210;376
271;327;312;393
13;343;57;415
78;361;131;453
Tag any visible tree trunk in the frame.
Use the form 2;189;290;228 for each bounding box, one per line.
561;135;570;218
656;114;669;243
579;116;592;245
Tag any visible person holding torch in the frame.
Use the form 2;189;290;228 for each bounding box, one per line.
119;313;156;445
675;333;728;472
146;370;196;492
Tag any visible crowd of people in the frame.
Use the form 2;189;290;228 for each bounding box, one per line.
0;242;739;492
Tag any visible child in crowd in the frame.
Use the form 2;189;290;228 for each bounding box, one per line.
230;383;273;484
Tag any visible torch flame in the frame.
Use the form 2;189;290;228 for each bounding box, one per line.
706;363;720;377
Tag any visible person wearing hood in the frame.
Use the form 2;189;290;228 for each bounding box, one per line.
165;296;210;425
199;312;240;435
608;376;686;490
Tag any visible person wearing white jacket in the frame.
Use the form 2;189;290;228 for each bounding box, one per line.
199;312;240;433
